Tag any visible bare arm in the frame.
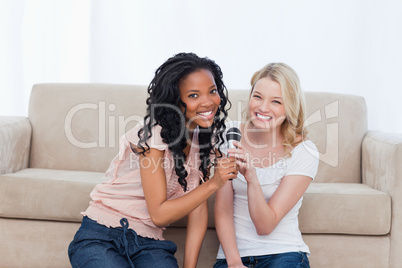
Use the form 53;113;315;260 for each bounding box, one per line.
183;201;208;268
139;148;238;227
215;180;247;268
246;174;312;235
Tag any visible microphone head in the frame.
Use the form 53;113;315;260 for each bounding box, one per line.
226;127;241;149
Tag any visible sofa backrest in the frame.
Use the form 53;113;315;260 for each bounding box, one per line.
29;84;367;183
29;84;148;172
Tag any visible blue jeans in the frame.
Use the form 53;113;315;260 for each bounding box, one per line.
68;216;178;268
214;252;310;268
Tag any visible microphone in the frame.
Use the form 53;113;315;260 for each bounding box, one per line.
226;127;241;149
226;127;241;180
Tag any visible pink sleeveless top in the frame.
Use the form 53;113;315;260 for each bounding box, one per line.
82;122;203;240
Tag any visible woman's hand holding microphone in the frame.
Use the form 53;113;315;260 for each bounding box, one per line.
227;140;258;185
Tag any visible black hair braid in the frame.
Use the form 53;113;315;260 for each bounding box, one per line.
135;52;230;192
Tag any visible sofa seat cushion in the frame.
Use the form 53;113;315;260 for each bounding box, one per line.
0;168;103;222
299;183;391;235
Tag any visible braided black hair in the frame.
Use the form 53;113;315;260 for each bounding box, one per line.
135;52;229;192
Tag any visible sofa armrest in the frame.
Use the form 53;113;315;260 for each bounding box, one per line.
362;130;402;267
362;131;402;192
0;116;32;175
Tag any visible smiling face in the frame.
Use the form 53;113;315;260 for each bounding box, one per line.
179;69;221;130
247;77;286;131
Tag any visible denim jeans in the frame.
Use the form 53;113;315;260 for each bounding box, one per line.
214;252;310;268
68;216;178;268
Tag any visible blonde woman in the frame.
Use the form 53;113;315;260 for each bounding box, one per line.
214;63;319;268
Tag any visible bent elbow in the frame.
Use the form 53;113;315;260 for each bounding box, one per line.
150;214;168;228
256;226;274;236
256;230;272;236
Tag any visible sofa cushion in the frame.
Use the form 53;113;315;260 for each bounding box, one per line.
0;168;103;222
304;92;367;183
173;182;391;236
300;183;391;235
0;218;80;267
1;169;390;236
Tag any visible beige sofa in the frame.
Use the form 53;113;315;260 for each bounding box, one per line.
0;83;401;268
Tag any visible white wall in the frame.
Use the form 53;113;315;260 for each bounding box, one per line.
1;0;401;133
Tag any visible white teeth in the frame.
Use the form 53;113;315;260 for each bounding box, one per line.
256;113;272;120
198;111;212;116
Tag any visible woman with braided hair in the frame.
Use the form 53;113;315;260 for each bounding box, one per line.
68;52;237;268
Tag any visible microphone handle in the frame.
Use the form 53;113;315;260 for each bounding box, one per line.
227;140;238;180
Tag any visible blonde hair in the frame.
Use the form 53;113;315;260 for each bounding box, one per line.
249;62;307;155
